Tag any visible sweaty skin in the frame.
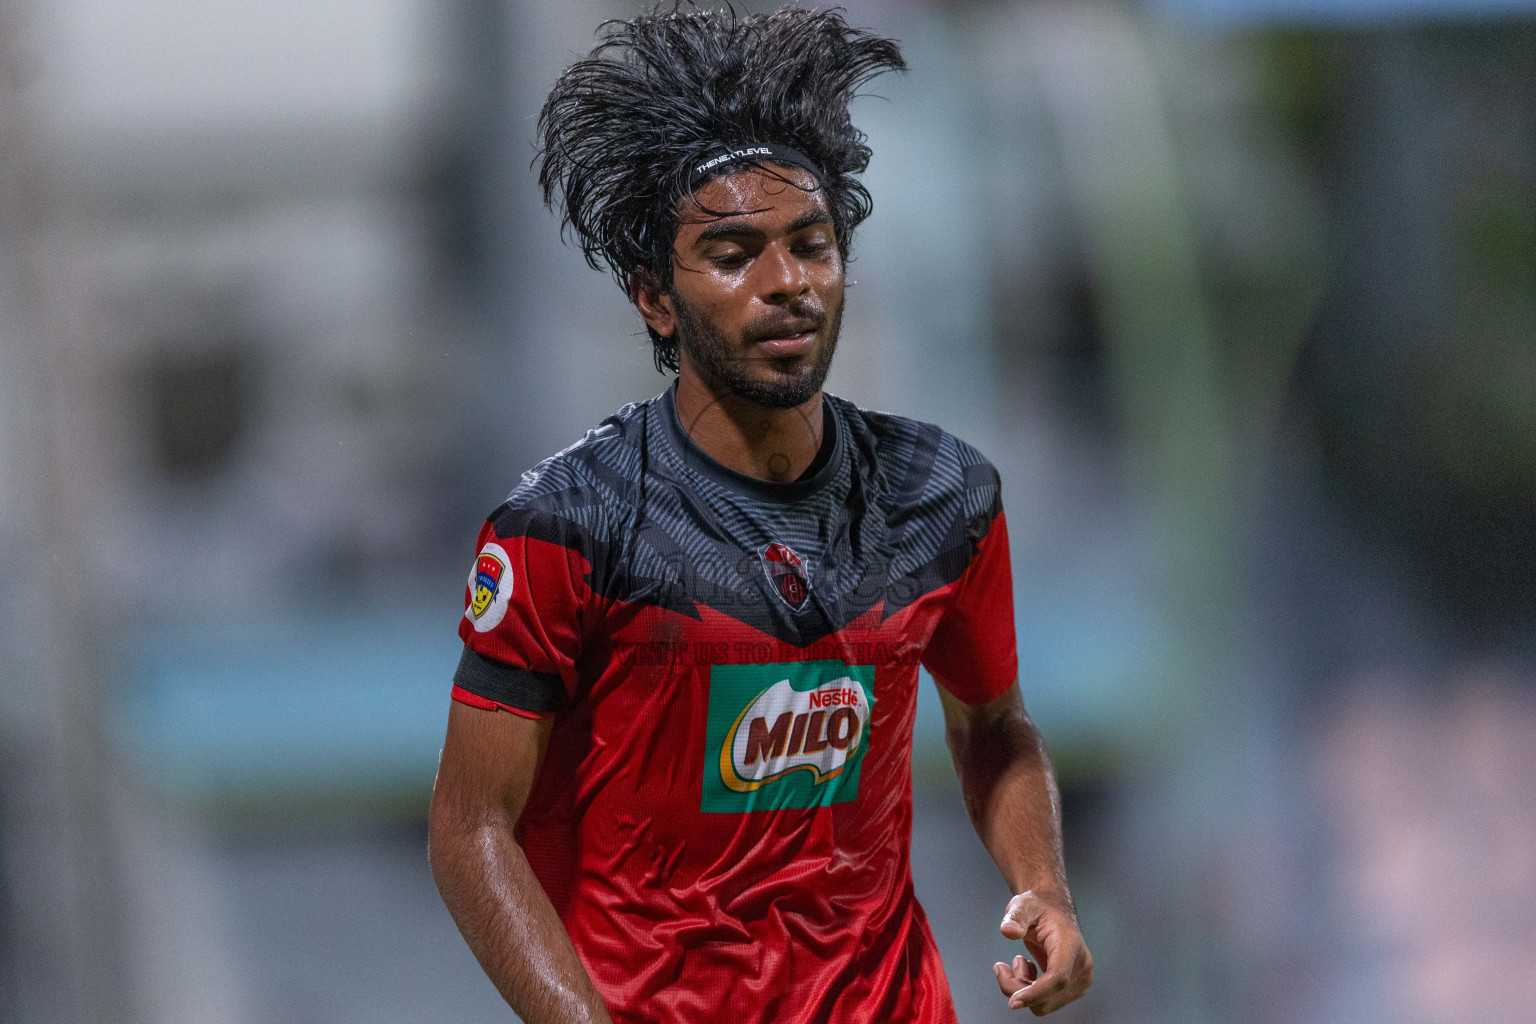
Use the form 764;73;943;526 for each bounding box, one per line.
430;704;613;1023
429;162;1092;1020
633;164;843;484
935;679;1094;1015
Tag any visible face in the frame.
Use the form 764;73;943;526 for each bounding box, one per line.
636;164;845;409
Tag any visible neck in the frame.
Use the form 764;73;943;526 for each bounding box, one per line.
673;367;825;483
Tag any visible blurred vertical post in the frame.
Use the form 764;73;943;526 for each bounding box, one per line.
1025;4;1259;1022
0;3;130;1022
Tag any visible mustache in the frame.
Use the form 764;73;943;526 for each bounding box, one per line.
740;302;827;343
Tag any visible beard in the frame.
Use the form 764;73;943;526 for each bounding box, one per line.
671;289;842;409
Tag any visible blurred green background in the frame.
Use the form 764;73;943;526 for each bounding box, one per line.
2;1;1534;1022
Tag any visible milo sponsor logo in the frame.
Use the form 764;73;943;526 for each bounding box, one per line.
702;660;875;814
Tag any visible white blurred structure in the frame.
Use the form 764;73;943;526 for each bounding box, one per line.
2;2;457;1020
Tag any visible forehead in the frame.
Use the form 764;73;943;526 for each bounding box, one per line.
679;163;829;229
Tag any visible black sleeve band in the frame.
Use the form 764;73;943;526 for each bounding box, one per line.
453;647;566;714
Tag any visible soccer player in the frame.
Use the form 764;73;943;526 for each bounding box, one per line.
428;6;1092;1022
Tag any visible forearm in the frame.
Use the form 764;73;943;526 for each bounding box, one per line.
429;807;612;1024
943;686;1071;904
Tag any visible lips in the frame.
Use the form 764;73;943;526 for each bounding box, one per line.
748;318;820;357
755;331;817;357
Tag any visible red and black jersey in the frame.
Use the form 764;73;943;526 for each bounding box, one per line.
453;381;1016;1024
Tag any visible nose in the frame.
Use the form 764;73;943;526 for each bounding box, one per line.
754;240;809;305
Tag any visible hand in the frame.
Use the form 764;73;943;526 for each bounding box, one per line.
992;890;1092;1015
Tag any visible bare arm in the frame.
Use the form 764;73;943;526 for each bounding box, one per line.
428;701;612;1024
934;678;1093;1015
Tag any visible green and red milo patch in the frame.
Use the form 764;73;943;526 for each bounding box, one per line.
702;660;875;814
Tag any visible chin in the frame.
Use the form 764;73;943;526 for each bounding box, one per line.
728;367;826;409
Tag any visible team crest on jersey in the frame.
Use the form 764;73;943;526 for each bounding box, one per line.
760;542;812;611
701;660;875;814
466;542;513;632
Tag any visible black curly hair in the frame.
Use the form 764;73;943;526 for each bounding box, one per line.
536;3;905;372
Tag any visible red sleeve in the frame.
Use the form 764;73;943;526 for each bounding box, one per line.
921;508;1018;705
453;513;594;717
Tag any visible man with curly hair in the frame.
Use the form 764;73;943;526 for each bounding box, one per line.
428;6;1092;1022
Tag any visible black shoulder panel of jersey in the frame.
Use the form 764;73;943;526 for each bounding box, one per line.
480;391;1004;646
833;398;1004;622
483;396;655;602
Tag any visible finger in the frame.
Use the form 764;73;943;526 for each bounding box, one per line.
993;955;1040;996
1019;935;1092;1014
1027;974;1091;1018
1026;913;1071;975
1041;919;1067;960
1007;970;1067;1012
1009;982;1064;1014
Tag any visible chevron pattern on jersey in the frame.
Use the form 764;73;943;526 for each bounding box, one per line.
487;384;1001;647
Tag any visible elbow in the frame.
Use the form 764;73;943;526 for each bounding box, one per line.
427;788;520;899
941;721;965;763
426;786;462;893
426;801;447;887
943;708;985;763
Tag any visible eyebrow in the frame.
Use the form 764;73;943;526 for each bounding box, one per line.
691;209;835;247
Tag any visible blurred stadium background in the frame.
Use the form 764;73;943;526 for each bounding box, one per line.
2;0;1535;1021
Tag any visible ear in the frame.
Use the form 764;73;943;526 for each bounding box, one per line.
629;269;677;339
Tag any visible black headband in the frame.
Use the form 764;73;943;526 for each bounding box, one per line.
688;143;825;189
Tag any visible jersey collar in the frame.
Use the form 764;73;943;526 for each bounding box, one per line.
659;380;844;504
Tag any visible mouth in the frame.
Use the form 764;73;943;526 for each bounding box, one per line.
748;319;820;358
754;330;817;358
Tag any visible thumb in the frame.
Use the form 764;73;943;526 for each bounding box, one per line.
1000;901;1033;941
